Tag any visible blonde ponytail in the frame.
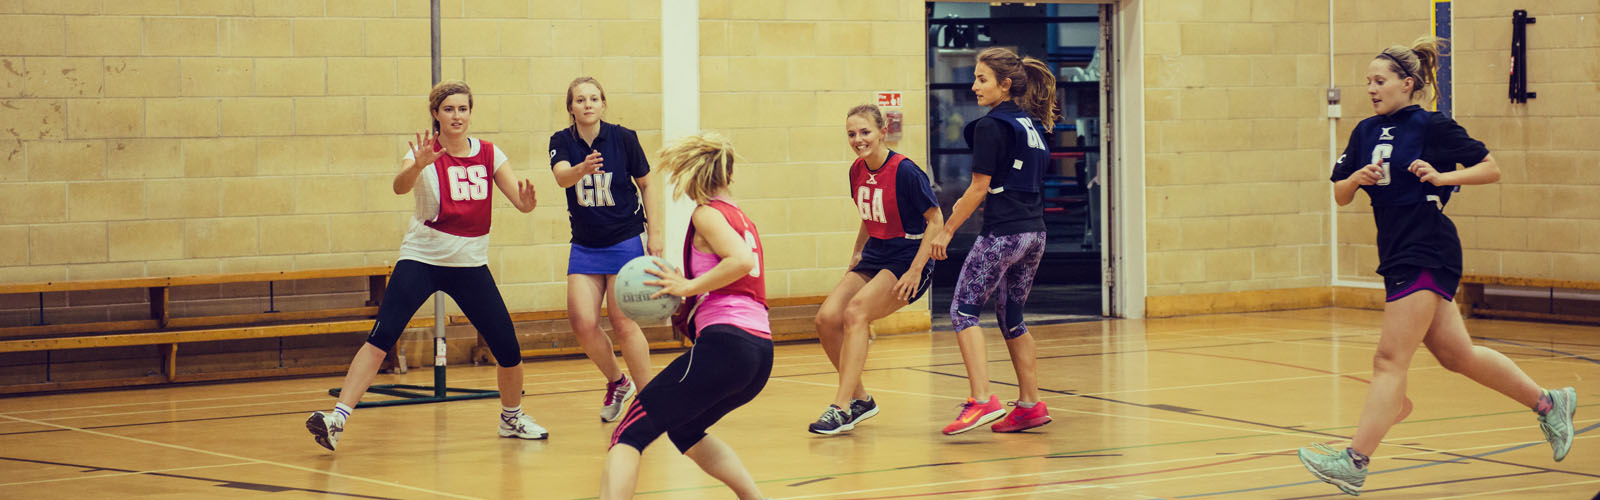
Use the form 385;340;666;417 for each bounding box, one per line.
657;132;737;205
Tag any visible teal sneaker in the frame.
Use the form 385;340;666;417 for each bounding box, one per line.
1538;387;1577;462
1297;443;1365;496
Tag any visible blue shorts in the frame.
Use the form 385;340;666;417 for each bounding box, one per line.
568;235;645;275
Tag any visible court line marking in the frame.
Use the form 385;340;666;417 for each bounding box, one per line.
0;412;482;499
1430;477;1600;499
0;461;255;487
1172;423;1600;498
768;377;1316;439
783;433;1600;500
621;408;1600;499
757;380;1600;499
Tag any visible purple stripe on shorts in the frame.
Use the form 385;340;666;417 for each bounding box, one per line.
1386;268;1455;302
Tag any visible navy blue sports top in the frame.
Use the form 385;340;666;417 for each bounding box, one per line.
549;121;651;248
964;101;1049;236
1331;105;1489;277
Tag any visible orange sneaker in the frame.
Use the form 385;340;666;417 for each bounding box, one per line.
990;401;1052;433
941;395;1006;435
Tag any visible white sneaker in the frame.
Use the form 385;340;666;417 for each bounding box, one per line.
600;376;636;422
306;411;343;451
499;413;548;440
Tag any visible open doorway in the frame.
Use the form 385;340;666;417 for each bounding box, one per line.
925;2;1110;323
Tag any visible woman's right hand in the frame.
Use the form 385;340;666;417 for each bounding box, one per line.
847;252;862;270
576;151;604;176
409;129;441;167
1346;164;1383;186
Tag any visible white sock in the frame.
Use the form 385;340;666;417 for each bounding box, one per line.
333;402;352;421
1016;401;1037;408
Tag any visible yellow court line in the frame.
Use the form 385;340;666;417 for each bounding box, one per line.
0;412;484;500
0;461;255;487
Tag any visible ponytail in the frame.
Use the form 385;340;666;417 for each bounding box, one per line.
1377;36;1446;105
1019;57;1059;130
976;47;1060;130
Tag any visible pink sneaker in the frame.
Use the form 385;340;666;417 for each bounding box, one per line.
991;400;1052;433
941;395;1006;435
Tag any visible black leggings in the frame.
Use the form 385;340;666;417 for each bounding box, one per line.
364;260;522;367
610;324;773;453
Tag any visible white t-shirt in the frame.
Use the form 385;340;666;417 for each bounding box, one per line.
397;138;510;267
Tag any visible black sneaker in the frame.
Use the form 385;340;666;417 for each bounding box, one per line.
807;404;854;435
848;397;879;425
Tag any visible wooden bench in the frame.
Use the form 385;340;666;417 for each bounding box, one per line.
0;266;424;394
1458;275;1600;324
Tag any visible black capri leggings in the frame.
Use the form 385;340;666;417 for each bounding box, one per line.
610;324;774;453
364;259;522;367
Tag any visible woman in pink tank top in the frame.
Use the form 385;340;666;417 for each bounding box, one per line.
601;133;773;500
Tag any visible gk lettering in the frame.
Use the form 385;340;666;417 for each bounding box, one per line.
577;172;615;207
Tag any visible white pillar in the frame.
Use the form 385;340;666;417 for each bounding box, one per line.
661;0;700;269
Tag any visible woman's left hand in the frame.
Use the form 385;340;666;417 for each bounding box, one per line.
1409;159;1447;185
930;231;952;261
643;258;692;298
893;270;921;302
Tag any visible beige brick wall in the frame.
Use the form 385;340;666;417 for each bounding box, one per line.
1143;0;1335;297
1333;0;1600;284
0;1;659;316
698;0;929;301
1437;1;1600;282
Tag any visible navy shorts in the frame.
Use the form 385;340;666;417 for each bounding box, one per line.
568;234;645;275
851;257;934;303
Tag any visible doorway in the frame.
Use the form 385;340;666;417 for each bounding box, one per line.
924;2;1111;324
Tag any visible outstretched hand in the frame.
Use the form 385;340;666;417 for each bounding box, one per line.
577;151;604;176
409;129;442;166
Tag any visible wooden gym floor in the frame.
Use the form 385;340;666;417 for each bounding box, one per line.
1;308;1596;499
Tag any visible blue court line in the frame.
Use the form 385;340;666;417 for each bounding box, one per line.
1478;336;1600;366
1174;422;1600;498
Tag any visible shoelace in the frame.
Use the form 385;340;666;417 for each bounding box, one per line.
605;379;627;405
1311;443;1342;456
824;407;847;425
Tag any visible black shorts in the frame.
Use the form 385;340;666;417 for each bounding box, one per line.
610;324;773;453
851;253;935;303
1382;266;1460;303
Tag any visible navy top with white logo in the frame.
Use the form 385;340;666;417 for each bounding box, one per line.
549;121;652;248
1332;105;1489;277
964;101;1049;236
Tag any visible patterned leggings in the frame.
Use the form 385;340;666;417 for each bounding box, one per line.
949;231;1046;339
